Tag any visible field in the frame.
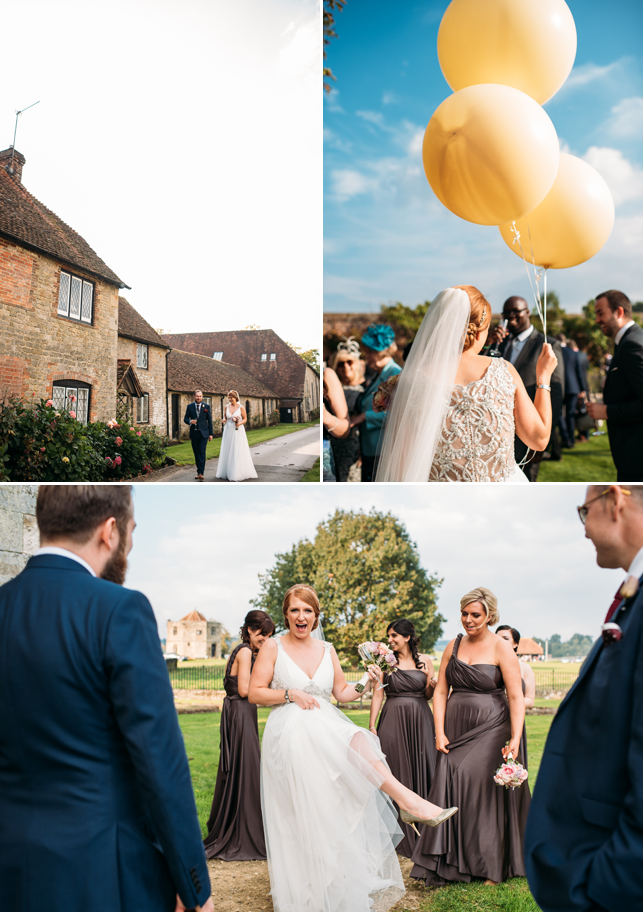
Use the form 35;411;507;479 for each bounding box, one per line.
538;432;616;482
165;422;319;466
182;704;558;911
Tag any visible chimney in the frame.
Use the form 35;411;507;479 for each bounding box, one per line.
0;147;25;183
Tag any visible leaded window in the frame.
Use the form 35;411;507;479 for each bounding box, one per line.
52;382;90;425
136;393;149;423
58;271;93;324
136;343;148;369
261;353;267;361
270;352;276;361
213;351;223;360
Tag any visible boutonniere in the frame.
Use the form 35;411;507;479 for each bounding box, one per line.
620;576;639;600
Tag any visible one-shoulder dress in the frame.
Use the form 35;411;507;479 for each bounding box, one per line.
376;668;436;857
411;634;530;885
203;643;266;860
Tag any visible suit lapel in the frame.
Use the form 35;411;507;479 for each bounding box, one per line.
513;330;540;372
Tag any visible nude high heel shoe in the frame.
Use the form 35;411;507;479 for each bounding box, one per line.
400;807;458;835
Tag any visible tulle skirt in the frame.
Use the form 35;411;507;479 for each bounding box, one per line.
261;698;404;912
216;421;257;481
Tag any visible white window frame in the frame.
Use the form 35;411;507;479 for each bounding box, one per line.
261;353;267;361
212;351;223;361
136;393;149;424
57;271;94;324
52;383;90;425
136;343;148;369
270;352;276;361
202;396;212;409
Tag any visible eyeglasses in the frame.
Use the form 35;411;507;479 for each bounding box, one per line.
502;308;529;318
577;488;631;524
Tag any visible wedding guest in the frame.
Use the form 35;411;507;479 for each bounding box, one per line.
556;334;587;448
587;290;643;481
322;367;350;482
0;486;213;912
369;619;438;857
204;610;275;861
496;625;536;768
411;587;530;887
487;296;565;481
526;484;643;912
352;324;401;482
329;340;365;482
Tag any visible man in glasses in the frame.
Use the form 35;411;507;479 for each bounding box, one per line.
487;295;564;482
525;484;643;912
587;290;643;482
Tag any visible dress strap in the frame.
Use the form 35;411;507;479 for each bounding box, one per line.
452;633;463;659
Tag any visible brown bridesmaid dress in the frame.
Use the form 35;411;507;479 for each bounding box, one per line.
203;643;266;861
376;668;436;857
411;634;530;885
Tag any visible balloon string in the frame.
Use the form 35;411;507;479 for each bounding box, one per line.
509;222;544;325
525;216;548;340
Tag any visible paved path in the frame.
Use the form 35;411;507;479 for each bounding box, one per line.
147;426;320;483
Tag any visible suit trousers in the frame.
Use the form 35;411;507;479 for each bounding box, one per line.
560;393;579;446
190;432;208;475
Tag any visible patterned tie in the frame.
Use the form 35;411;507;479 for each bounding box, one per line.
602;576;639;643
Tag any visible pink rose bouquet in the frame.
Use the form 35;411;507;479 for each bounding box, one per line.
493;750;528;790
354;641;398;693
372;374;400;413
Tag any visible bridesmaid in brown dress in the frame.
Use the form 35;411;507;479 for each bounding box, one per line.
203;610;275;861
369;619;438;857
411;587;530;886
496;625;536;770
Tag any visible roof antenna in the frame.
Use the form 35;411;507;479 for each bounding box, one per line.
9;100;40;172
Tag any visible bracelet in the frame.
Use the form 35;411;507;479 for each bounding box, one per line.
327;416;340;434
536;383;551;392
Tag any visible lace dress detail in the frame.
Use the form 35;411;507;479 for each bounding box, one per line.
270;638;334;706
429;359;518;483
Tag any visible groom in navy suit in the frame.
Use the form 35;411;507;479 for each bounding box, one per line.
525;484;643;912
0;486;214;912
184;389;214;480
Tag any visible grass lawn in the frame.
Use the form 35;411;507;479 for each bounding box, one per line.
181;707;552;911
538;431;616;482
166;422;319;466
300;457;320;482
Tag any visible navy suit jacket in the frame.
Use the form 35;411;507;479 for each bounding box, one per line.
561;346;585;397
525;577;643;912
184;401;214;438
603;323;643;475
0;555;210;912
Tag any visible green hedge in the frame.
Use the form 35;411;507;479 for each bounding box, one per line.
0;397;168;481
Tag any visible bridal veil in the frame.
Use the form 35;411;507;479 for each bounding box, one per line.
375;288;470;482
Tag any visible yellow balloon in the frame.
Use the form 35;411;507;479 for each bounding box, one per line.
499;154;615;269
438;0;577;105
423;84;560;226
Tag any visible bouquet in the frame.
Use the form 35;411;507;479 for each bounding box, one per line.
493;748;528;789
354;641;398;693
372;374;400;413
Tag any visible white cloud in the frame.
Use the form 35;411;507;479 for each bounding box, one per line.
324;87;345;113
563;62;618;90
382;91;399;105
583;146;643;206
606;96;643;138
356;110;387;128
330;168;378;200
324;128;352;153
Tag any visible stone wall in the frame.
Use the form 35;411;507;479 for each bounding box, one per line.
0;486;38;586
168;392;268;440
302;364;320;420
117;337;168;433
0;238;119;422
166;618;223;659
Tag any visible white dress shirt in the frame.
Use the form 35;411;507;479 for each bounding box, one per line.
507;324;535;364
34;546;97;577
626;544;643;580
614;320;635;346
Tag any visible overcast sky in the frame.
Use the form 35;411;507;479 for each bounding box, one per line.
1;0;320;350
126;483;623;644
324;0;643;314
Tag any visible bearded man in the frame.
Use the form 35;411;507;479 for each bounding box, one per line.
0;486;214;912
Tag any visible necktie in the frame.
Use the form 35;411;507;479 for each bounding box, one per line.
196;403;201;417
604;586;624;624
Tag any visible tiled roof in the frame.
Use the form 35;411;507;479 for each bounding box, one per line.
517;637;544;656
180;609;207;622
118;298;169;348
0;150;127;287
160;329;314;400
116;359;144;397
167;348;278;398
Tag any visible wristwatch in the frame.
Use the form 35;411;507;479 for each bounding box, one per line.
536;382;551;391
284;689;291;704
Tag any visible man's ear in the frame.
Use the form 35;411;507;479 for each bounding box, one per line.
96;517;118;550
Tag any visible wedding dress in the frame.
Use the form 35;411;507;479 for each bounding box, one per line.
216;406;258;481
429;359;528;483
261;637;405;912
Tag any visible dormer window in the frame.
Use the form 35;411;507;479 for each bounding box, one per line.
58;271;93;324
213;351;223;361
136;343;148;369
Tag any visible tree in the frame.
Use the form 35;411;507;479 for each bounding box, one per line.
243;323;261;331
287;344;320;373
323;0;346;93
252;509;444;660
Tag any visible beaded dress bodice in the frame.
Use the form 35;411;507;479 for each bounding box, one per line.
270;637;334;705
429;358;518;483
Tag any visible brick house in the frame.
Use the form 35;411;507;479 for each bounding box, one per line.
167;348;279;440
117;297;169;433
161;329;320;423
166;610;223;659
0;147;127;422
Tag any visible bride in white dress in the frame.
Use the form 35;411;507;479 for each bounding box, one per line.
216;390;258;482
375;286;558;483
249;585;457;912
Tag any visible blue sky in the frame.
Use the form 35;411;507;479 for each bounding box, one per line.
126;483;621;643
324;0;643;314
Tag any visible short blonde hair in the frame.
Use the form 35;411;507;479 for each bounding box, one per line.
460;586;499;626
282;584;320;630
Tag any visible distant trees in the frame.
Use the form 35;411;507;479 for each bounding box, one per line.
534;632;594;658
287;344;320;373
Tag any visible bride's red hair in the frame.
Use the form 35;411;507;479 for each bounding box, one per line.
282;584;320;630
454;285;492;351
